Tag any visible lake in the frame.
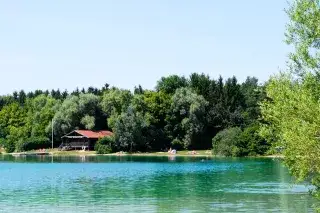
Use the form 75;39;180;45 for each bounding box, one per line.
0;155;316;212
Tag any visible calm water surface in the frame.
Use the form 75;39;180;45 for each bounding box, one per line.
0;155;316;212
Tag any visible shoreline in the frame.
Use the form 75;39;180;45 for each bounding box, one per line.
1;150;284;158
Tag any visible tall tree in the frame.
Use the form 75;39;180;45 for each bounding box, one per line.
34;90;43;97
189;73;211;100
18;90;26;105
100;88;133;129
260;73;320;199
113;106;150;152
134;85;144;95
285;0;320;74
51;93;104;138
12;91;18;101
156;75;189;94
0;103;28;152
62;90;68;99
71;87;80;96
166;88;208;149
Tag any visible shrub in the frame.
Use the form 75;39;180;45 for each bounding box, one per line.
1;139;15;153
171;138;184;150
238;124;269;156
22;137;51;151
212;125;270;157
95;136;115;154
212;127;242;157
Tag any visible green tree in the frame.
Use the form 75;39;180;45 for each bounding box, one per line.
113;106;150;152
131;91;172;150
18;90;26;105
134;85;144;95
285;0;320;74
81;115;95;130
95;135;115;154
26;95;60;138
100;88;133;129
241;77;265;124
260;73;320;199
189;73;211;100
212;127;242;157
156;75;189;94
0;103;28;152
166;88;208;149
238;124;268;156
51;93;104;138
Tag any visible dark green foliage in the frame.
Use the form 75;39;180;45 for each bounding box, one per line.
52;93;107;139
94;136;115;154
212;125;268;157
189;73;211;100
171;138;184;150
238;124;269;156
212;127;242;157
18;90;26;105
156;75;189;94
2;139;15;153
62;90;68;99
22;137;50;151
134;85;144;95
165;87;208;150
113;106;149;152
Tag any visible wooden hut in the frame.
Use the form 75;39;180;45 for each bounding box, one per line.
60;130;113;150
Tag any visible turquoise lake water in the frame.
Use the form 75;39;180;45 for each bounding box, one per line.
0;155;316;212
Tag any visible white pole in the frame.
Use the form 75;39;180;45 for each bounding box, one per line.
52;119;54;150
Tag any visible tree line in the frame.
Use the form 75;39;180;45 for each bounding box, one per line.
0;74;267;155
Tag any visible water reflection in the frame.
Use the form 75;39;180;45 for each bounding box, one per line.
0;155;316;212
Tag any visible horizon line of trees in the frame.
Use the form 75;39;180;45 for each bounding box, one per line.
0;73;269;156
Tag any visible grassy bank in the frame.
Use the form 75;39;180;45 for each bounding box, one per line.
1;148;283;158
48;149;213;157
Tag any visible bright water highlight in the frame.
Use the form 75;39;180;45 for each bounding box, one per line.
0;156;315;212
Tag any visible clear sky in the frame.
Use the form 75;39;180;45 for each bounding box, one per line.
0;0;290;95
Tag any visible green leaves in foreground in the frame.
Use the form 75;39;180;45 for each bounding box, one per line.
260;73;320;199
285;0;320;74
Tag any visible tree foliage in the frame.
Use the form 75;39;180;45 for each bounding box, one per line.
52;93;105;139
212;127;242;157
156;75;189;94
285;0;320;74
0;74;266;155
166;87;208;149
94;135;115;154
260;73;320;198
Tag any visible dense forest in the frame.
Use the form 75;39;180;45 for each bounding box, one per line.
0;74;268;156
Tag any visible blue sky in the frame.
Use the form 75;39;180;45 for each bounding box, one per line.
0;0;290;95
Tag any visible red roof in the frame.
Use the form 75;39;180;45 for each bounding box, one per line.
75;130;113;139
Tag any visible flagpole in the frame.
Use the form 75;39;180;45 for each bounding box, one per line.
52;119;54;150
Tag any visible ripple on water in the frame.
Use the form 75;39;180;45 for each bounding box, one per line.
0;156;316;213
